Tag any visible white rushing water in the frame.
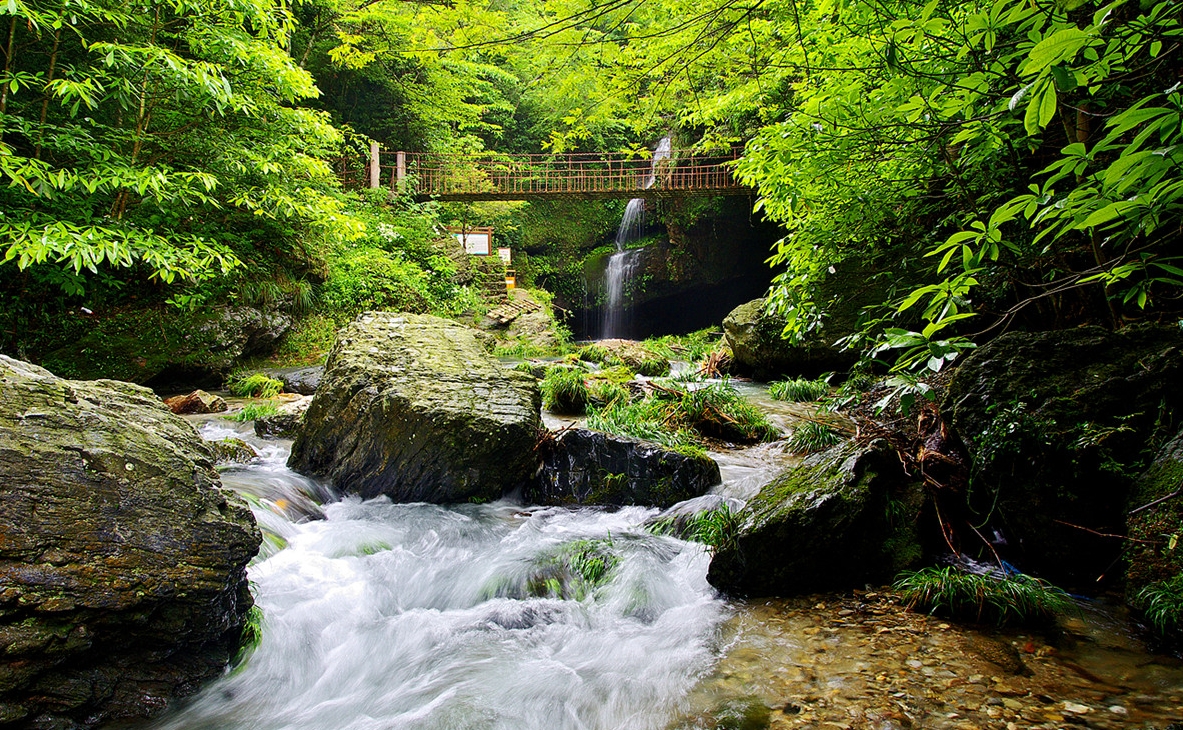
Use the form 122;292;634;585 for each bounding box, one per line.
599;137;672;340
150;422;728;730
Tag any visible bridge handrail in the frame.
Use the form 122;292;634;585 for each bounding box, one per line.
339;146;747;198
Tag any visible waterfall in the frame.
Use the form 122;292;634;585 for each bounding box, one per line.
599;137;671;340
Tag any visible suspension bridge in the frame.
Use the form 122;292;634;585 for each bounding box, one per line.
336;144;750;201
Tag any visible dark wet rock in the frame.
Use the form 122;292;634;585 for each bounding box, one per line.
268;366;322;396
254;396;311;440
707;440;924;596
527;428;720;508
1126;426;1183;611
163;389;227;414
723;298;857;381
944;324;1183;586
289;312;542;503
211;437;258;464
0;356;261;729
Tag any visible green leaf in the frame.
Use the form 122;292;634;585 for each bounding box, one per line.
1022;27;1092;75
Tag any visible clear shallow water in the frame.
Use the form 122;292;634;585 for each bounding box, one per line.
150;423;727;730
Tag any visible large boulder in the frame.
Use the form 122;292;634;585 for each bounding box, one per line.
527;429;721;508
266;365;323;396
163;389;227;414
288;312;542;502
723;298;857;381
0;356;261;728
943;324;1183;587
1125;427;1183;607
707;440;924;596
39;305;292;386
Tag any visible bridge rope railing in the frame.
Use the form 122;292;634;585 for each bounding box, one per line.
336;146;748;199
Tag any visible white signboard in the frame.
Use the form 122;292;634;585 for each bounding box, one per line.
497;247;512;264
456;232;490;255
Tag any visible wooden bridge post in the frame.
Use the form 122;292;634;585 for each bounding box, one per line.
369;141;380;189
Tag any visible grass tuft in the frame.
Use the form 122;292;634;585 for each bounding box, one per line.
227;371;284;398
226;401;281;422
540;368;590;414
894;566;1072;626
649;506;739;551
787;420;842;453
770;377;829;402
1136;574;1183;634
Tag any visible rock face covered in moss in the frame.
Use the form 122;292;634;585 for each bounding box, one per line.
707;440;923;596
943;324;1183;586
723;298;857;381
289;312;542;502
528;429;720;508
0;356;261;729
1126;427;1183;602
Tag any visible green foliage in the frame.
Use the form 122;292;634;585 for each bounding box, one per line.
227;372;284;399
522;539;621;601
0;0;351;290
677;383;780;443
1135;574;1183;635
786;421;842;454
232;604;264;669
540;368;589;414
649;506;739;552
588;380;630;407
227;402;281;422
586;397;706;459
769;378;829;403
895;567;1072;626
587;380;775;454
642;328;721;364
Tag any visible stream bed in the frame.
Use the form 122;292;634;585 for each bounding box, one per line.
146;414;1183;730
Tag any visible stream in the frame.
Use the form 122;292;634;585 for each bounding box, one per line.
147;401;1183;730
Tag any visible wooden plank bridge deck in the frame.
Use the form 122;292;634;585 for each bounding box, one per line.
337;147;750;201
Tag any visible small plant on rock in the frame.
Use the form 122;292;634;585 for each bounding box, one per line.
787;421;841;453
540;368;589;414
227;402;281;422
228;372;284;398
894;566;1072;626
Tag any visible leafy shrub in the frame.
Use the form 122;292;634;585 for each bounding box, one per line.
894;566;1072;626
769;378;829;402
228;372;284;398
541;368;589;414
634;356;670;377
226;402;281;422
787;421;842;453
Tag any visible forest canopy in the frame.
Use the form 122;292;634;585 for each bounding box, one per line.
0;0;1179;367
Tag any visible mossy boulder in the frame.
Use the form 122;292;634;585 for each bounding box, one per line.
288;312;542;503
211;437;259;464
528;428;721;508
943;324;1183;586
722;298;857;381
579;339;670;376
707;440;924;596
0;356;261;729
1126;427;1183;607
38;305;291;386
